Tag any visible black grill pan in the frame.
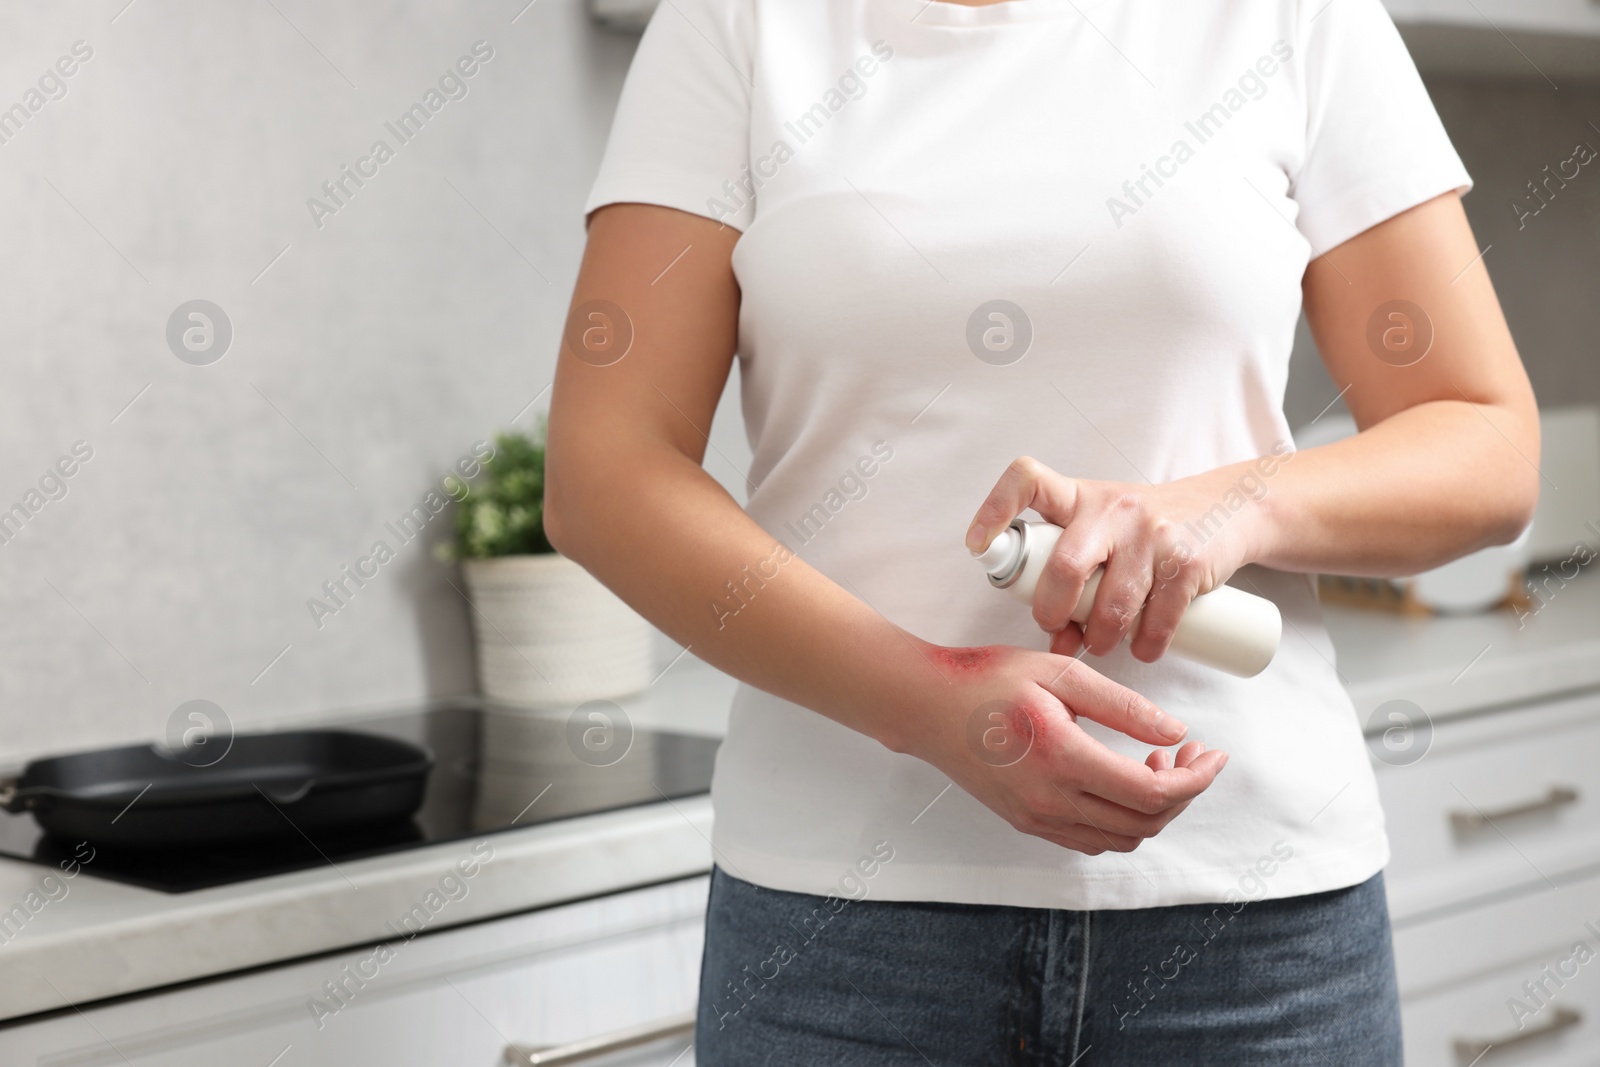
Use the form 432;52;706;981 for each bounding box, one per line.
0;730;432;848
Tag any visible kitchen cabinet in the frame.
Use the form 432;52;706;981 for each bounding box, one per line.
0;876;709;1067
589;0;1600;83
1384;0;1600;37
1394;870;1600;1066
1390;3;1600;82
1375;687;1600;1066
589;0;1600;39
1376;688;1600;920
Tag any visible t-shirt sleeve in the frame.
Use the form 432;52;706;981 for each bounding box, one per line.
1288;0;1471;254
584;0;755;230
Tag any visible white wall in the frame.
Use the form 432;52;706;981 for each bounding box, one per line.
0;1;755;763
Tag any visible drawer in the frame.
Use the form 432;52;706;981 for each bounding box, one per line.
1399;871;1600;1067
4;877;709;1066
1405;962;1600;1067
1372;690;1600;918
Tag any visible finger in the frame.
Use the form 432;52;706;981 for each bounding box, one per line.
1088;752;1227;816
1049;622;1086;659
1173;740;1207;769
1033;527;1108;634
1082;540;1155;656
1062;789;1180;839
1058;730;1228;814
1040;659;1188;746
965;456;1079;554
1145;748;1174;772
1131;540;1199;663
1036;832;1108;856
1036;826;1142;855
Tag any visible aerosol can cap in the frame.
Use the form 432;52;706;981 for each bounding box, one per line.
973;525;1023;580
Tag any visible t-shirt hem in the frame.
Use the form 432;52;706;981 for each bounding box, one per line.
1298;168;1473;256
584;171;749;232
711;835;1391;911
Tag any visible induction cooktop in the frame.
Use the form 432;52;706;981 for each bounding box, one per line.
0;702;720;893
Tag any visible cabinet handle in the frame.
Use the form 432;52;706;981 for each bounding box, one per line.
505;1010;695;1065
1452;1005;1582;1061
1450;786;1578;833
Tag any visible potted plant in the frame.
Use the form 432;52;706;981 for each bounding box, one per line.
446;424;654;706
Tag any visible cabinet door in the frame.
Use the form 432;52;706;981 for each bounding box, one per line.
1387;0;1600;36
1;877;709;1067
1397;870;1600;1067
1373;689;1600;920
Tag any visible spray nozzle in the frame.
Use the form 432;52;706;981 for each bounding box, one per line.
973;525;1023;579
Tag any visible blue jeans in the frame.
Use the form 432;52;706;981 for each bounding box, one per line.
696;866;1401;1065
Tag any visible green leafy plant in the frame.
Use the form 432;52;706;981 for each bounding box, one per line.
450;426;554;559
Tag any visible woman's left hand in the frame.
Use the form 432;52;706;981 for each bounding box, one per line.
964;457;1275;664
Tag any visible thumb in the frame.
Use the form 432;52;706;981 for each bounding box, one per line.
1049;622;1085;659
1039;656;1189;746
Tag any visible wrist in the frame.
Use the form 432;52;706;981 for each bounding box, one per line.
1181;455;1289;570
1238;443;1297;567
862;631;974;760
831;624;932;757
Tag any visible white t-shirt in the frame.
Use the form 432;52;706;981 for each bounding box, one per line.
586;0;1470;909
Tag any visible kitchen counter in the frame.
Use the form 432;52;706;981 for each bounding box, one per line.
1320;566;1600;722
0;658;737;1025
4;568;1598;1026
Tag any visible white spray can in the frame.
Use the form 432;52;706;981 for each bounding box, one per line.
974;519;1282;678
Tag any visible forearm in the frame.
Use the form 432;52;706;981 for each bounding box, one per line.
544;442;933;752
1245;399;1538;577
1259;191;1541;578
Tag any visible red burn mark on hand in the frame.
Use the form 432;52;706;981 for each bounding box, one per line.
930;645;999;675
1008;701;1049;749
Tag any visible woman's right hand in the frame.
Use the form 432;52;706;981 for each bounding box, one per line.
894;642;1228;855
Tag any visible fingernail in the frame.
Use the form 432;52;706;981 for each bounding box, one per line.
1158;714;1188;742
965;525;986;553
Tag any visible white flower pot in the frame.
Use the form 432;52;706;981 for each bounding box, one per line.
461;554;654;707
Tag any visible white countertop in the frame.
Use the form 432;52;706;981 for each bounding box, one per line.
0;657;737;1025
1321;567;1600;721
3;570;1598;1024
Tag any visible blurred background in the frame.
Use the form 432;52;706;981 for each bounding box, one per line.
1;3;1599;1065
0;0;744;761
1;0;1596;764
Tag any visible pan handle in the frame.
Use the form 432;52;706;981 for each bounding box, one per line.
257;779;315;805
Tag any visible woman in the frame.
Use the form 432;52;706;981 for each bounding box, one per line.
546;0;1538;1061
